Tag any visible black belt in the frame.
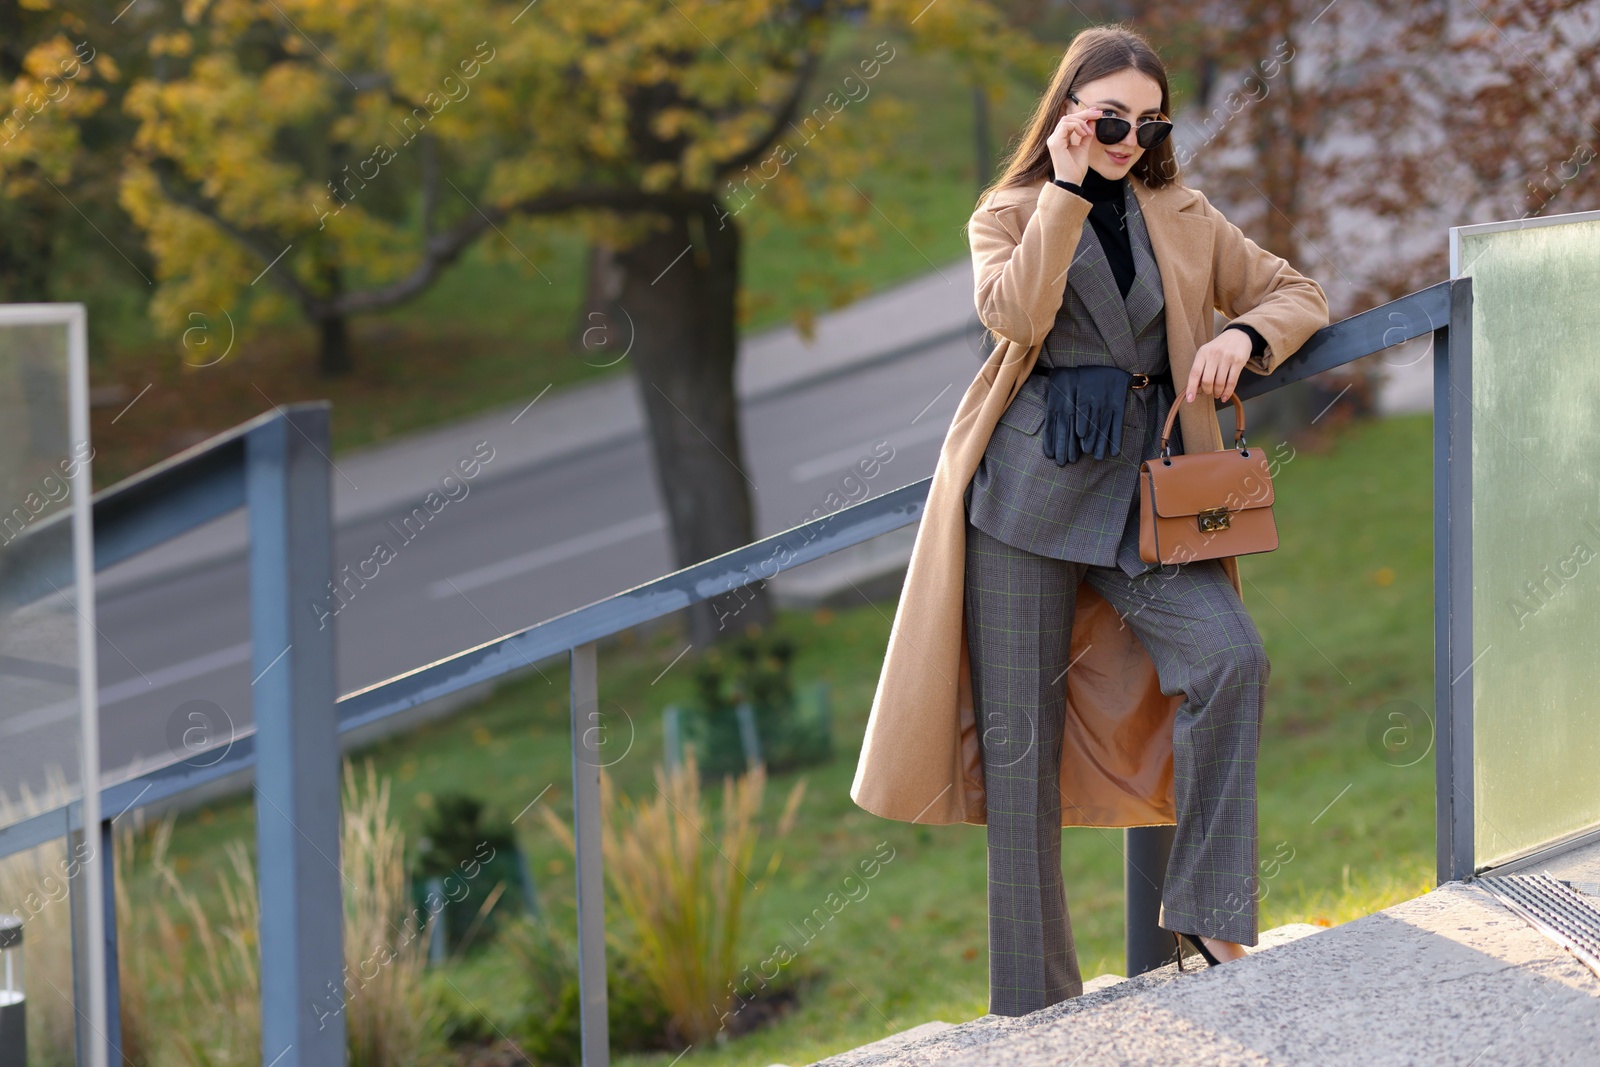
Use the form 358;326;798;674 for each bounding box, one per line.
1029;363;1173;391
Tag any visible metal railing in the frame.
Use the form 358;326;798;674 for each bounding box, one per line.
0;278;1470;1067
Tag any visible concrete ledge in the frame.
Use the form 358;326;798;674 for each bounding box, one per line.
798;1021;957;1067
804;923;1324;1067
807;884;1600;1066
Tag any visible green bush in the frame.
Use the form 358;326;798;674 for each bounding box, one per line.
433;984;500;1049
410;792;528;955
505;915;674;1063
680;626;833;777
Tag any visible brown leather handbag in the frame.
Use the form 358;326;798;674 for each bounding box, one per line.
1138;395;1278;565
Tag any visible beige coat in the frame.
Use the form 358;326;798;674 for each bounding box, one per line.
849;175;1330;828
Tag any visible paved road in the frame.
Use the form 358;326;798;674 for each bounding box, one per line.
66;331;979;791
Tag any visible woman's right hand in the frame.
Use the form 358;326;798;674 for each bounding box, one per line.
1045;105;1102;186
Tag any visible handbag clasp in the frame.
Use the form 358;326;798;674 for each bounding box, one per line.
1197;506;1231;532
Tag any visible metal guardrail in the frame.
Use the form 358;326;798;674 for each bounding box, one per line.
3;403;345;1067
0;278;1469;1067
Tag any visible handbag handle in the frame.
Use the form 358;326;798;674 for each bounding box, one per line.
1158;393;1247;459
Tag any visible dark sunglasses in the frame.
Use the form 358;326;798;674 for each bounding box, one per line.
1068;92;1173;149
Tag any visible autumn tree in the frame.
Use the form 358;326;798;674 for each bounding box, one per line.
1131;1;1600;443
0;0;125;301
1126;1;1367;439
498;1;1032;645
1140;0;1600;311
120;0;507;378
1304;0;1600;299
123;0;1030;645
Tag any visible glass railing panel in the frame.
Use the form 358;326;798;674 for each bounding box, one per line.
1454;211;1600;867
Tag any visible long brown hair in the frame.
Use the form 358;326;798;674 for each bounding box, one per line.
978;24;1180;208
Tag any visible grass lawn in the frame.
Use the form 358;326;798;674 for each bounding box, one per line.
81;23;1041;487
121;410;1438;1064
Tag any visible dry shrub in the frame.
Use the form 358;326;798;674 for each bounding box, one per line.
154;832;262;1067
339;757;446;1067
108;757;445;1066
539;746;806;1047
114;811;182;1067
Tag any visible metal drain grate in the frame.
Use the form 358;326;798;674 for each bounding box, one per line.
1478;872;1600;980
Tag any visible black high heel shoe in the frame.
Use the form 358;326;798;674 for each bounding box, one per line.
1171;929;1221;970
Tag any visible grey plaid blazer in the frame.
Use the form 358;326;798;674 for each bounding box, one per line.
964;180;1186;577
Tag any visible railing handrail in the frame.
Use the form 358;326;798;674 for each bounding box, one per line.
0;404;311;612
0;279;1458;862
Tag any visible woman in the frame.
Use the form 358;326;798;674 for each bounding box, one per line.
848;23;1328;1018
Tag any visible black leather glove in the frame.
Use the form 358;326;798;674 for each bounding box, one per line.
1072;364;1131;460
1041;366;1082;465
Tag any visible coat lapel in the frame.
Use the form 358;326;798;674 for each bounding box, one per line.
1130;178;1213;394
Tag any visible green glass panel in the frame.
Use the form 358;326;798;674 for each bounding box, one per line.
1459;214;1600;867
0;314;87;1065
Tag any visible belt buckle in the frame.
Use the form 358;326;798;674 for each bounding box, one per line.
1129;372;1152;391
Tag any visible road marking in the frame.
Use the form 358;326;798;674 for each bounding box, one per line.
428;512;667;599
788;419;946;483
0;640;252;739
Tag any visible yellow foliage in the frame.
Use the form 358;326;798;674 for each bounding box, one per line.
116;0;1026;347
151;31;194;58
0;35;112;190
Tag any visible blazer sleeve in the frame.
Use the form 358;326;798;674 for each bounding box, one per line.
1200;190;1330;377
967;181;1094;348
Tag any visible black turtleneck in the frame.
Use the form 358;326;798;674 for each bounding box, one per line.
1060;165;1135;296
1055;166;1268;363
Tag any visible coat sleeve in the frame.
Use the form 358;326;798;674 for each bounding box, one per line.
968;182;1094;348
1200;190;1330;377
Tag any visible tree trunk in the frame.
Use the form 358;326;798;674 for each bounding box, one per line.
315;258;353;377
317;313;353;377
612;200;772;648
0;193;55;302
1196;51;1216;115
570;241;627;361
1251;2;1299;258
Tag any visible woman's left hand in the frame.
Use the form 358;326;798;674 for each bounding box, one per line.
1183;328;1253;403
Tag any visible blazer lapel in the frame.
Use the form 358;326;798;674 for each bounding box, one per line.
1123;184;1165;337
1065;214;1137;365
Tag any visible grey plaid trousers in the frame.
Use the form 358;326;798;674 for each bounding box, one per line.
963;520;1269;1017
